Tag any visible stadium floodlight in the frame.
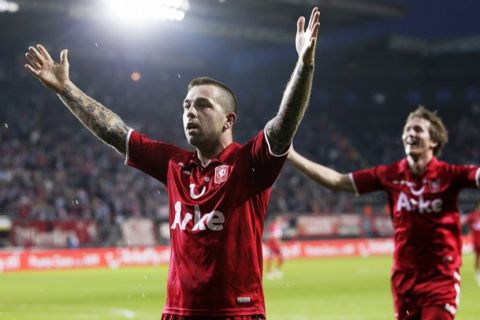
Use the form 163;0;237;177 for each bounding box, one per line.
103;0;189;26
0;0;19;13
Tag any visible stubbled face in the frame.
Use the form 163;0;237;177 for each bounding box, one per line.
402;117;437;158
182;85;227;148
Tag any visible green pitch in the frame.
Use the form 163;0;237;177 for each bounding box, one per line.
1;254;479;319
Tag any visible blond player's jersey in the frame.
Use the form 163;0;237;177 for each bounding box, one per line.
351;157;480;272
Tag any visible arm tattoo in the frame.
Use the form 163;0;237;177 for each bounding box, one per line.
265;62;314;154
58;82;130;155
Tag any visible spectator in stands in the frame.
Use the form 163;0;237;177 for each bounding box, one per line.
288;106;480;319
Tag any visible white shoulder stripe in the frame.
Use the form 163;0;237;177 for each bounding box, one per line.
476;167;480;188
124;128;134;165
348;172;360;196
263;129;289;157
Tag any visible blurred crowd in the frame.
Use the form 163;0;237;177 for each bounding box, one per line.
1;57;479;236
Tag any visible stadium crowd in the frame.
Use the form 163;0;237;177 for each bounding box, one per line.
1;57;479;243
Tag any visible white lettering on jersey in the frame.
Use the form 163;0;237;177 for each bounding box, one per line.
418;197;432;213
193;209;225;231
397;192;412;211
396;191;443;214
171;201;192;230
431;199;442;212
189;184;206;199
171;201;225;231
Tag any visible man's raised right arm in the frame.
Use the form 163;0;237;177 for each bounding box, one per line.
25;44;130;156
288;146;355;193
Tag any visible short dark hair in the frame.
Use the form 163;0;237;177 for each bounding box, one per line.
188;77;237;114
406;105;449;156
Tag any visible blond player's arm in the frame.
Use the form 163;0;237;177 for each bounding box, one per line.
288;147;355;193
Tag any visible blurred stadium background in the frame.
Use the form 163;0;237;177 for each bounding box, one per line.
1;0;479;319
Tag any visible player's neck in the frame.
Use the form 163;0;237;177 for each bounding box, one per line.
406;152;433;176
196;138;232;167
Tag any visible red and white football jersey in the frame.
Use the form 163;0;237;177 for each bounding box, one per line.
126;129;287;317
350;157;480;272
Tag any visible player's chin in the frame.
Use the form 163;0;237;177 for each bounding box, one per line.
186;135;195;144
185;134;201;147
404;147;422;157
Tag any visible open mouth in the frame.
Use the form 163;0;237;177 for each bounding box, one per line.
405;138;418;146
186;123;198;130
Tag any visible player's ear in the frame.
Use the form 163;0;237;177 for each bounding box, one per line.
223;112;236;131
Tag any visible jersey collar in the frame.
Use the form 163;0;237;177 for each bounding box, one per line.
402;156;439;178
186;142;240;169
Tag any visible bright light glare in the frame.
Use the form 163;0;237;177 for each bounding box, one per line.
104;0;189;25
0;0;19;13
131;71;141;82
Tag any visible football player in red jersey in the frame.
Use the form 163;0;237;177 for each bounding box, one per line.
24;8;321;320
288;106;480;320
466;202;480;286
265;215;285;279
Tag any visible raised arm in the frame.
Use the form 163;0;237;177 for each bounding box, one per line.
288;146;355;193
24;45;130;156
265;7;320;154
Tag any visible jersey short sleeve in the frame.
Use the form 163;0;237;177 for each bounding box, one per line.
449;164;480;190
125;129;184;184
350;166;387;195
248;129;289;190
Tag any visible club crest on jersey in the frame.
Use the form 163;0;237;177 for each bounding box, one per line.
428;179;441;192
214;165;230;184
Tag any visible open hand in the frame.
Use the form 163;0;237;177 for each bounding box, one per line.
25;44;70;93
296;7;320;65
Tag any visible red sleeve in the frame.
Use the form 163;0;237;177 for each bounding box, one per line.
125;130;185;184
350;166;386;195
248;130;288;190
450;164;480;190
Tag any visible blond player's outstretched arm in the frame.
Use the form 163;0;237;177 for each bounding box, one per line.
288;146;355;193
24;44;130;156
265;7;320;154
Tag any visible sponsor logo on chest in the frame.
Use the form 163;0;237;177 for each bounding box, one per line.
393;179;443;214
170;201;225;232
172;164;231;231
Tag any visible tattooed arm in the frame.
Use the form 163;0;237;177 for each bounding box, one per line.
265;7;320;154
25;45;129;156
58;83;129;155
